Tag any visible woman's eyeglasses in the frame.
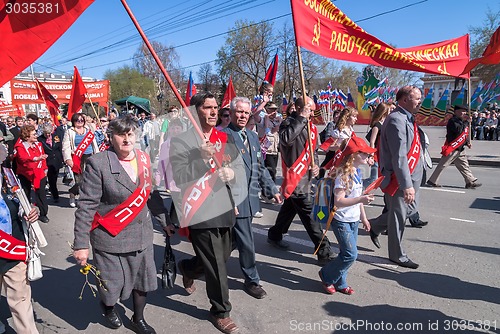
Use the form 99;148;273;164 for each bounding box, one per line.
76;119;85;123
222;114;230;118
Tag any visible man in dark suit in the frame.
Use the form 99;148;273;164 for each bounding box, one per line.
55;116;69;143
370;86;424;269
223;96;282;299
170;92;243;334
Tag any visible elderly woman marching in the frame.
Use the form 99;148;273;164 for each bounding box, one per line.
72;115;174;334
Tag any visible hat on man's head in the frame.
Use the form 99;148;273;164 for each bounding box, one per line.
453;104;468;112
266;102;278;110
333;135;377;167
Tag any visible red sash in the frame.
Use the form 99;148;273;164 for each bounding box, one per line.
0;230;27;261
99;142;109;152
281;124;318;199
441;127;468;156
382;124;421;196
72;131;95;174
91;150;151;236
179;129;228;230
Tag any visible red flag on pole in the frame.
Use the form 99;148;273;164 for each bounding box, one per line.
35;79;60;125
221;77;236;109
185;72;197;106
0;0;95;87
461;26;500;74
67;67;87;119
264;52;279;85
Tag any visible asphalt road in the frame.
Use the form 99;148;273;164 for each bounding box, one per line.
1;144;499;333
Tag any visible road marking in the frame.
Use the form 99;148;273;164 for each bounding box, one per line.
420;187;465;194
450;217;476;223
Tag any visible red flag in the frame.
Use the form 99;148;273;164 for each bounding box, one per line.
290;0;470;78
461;26;500;74
67;66;87;119
264;52;279;85
35;79;60;124
0;0;95;87
185;71;197;106
221;77;236;109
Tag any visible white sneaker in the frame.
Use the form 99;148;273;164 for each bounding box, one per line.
253;212;264;218
0;320;6;334
69;198;76;208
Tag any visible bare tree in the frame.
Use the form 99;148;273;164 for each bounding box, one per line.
133;41;184;113
469;7;500;82
197;63;220;94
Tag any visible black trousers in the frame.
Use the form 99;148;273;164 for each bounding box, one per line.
264;154;279;182
47;165;60;199
182;227;232;318
268;194;332;258
18;174;48;217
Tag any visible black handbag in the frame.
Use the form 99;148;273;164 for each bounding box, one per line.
161;236;177;289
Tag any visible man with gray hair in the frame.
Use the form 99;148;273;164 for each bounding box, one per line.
223;96;282;299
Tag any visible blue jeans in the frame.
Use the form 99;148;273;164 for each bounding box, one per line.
320;219;359;289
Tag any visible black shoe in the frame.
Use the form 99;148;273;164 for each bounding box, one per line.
391;259;419;269
317;254;335;265
409;219;428;228
267;238;290;250
426;180;442;188
130;316;156;334
244;283;267;299
369;230;381;249
465;182;482;189
53;197;59;203
101;303;122;329
39;216;50;224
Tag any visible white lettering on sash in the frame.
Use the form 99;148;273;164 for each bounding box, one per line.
0;238;26;256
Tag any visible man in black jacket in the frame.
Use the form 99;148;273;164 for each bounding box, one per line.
427;104;481;189
267;96;334;264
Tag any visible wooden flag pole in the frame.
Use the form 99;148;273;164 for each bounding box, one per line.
86;94;102;129
295;44;315;169
120;0;203;141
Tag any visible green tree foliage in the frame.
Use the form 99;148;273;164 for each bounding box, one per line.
104;65;155;109
469;7;500;82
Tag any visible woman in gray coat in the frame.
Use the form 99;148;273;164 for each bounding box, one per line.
73;116;174;334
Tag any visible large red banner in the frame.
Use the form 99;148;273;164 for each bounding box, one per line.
0;0;95;87
0;104;24;117
291;0;470;78
10;79;109;105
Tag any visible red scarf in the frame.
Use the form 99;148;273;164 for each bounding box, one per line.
441;127;468;156
99;142;109;152
72;130;95;174
382;124;421;196
0;230;26;261
281;124;317;198
91;150;151;236
180;129;228;230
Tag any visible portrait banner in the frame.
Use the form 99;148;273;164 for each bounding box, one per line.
291;0;470;78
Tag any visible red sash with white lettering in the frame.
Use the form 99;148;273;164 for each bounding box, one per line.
441;127;468;156
382;124;421;196
99;142;109;152
281;124;318;199
72;131;95;174
0;230;26;261
179;129;228;230
91;150;151;236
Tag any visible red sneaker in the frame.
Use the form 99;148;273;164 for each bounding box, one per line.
337;286;355;295
318;271;336;294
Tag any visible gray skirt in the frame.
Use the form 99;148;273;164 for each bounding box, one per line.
93;244;157;305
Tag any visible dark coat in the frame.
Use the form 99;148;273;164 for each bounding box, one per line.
38;134;64;170
223;123;278;218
